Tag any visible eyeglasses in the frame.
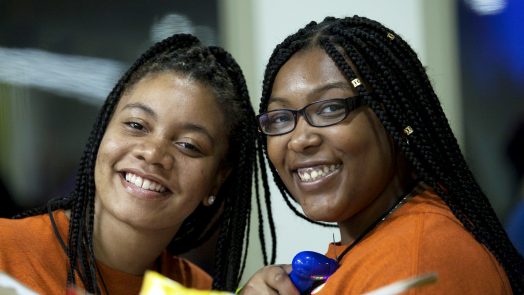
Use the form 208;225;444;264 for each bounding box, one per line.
257;96;363;136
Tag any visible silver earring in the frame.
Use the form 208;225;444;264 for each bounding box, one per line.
208;195;216;206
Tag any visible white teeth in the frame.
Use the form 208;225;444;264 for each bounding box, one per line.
297;164;341;182
136;177;143;188
143;179;151;190
124;172;167;192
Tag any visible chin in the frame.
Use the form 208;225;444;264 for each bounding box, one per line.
124;217;167;231
113;208;158;228
303;209;337;223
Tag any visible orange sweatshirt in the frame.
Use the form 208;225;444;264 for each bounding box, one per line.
313;190;512;294
0;210;212;294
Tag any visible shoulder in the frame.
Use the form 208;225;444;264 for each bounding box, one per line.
0;210;67;256
389;191;499;264
387;190;473;248
0;212;59;246
0;211;69;294
331;191;511;294
400;192;511;293
160;252;212;290
366;191;509;294
352;191;474;262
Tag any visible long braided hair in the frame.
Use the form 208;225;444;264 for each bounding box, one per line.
258;15;524;292
15;34;274;293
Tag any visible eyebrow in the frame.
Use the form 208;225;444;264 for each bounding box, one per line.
313;81;353;93
122;103;157;120
269;81;353;104
181;122;216;145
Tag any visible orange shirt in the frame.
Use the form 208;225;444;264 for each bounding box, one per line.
0;210;212;294
313;191;512;294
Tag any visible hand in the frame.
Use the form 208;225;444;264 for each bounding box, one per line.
239;264;300;295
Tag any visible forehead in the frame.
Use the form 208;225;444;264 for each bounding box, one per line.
117;72;228;134
270;47;356;104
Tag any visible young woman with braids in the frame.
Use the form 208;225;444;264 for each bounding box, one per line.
0;34;274;294
241;16;523;294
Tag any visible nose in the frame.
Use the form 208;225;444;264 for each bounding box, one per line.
133;137;174;170
287;116;322;153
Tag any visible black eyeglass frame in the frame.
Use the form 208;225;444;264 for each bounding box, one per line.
257;95;363;136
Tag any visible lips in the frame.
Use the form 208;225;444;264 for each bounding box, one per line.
124;172;167;193
296;164;341;182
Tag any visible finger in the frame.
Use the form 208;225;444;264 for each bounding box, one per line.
240;283;278;295
240;265;298;295
280;264;292;273
239;266;283;295
270;265;299;295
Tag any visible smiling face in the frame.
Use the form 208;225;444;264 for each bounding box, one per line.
267;47;407;236
94;71;230;232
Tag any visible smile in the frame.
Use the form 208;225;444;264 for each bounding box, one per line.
297;164;341;182
124;172;167;193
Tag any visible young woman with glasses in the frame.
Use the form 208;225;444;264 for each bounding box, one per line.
240;16;523;294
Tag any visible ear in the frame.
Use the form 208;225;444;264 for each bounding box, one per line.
202;165;232;206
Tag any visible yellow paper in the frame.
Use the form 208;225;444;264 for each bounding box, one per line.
139;271;233;295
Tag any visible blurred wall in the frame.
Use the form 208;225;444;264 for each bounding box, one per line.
0;0;219;210
458;0;524;218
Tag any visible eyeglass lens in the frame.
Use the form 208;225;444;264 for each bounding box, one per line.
258;97;360;136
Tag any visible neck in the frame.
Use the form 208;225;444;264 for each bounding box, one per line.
338;176;416;245
334;180;417;263
93;207;178;275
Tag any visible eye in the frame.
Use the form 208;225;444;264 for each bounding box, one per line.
267;111;293;125
125;121;147;132
316;101;346;117
175;141;203;155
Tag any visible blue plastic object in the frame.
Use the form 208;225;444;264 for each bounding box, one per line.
289;251;338;294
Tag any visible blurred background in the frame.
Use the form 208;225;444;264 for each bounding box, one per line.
0;0;523;283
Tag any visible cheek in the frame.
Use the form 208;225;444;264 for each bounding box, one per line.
340;122;395;188
180;160;219;195
339;113;391;158
326;122;369;156
267;137;285;167
94;137;113;188
364;121;394;166
95;134;127;176
95;137;108;170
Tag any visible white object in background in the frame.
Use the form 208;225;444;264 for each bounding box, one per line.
0;272;38;295
362;272;438;295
